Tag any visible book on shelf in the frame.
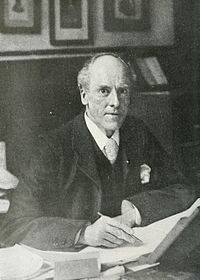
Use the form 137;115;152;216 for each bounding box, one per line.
136;57;157;86
136;56;168;86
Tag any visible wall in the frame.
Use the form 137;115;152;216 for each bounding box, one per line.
0;0;174;53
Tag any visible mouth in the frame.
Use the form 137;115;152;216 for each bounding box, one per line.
105;113;121;121
105;112;120;116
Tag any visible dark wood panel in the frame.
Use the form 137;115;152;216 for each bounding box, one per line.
0;57;87;174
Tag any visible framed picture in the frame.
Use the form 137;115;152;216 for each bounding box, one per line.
104;0;150;32
0;0;41;34
49;0;92;46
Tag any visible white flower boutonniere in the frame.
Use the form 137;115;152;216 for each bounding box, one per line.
140;164;151;184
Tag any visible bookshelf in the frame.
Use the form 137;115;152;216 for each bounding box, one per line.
122;49;183;154
125;50;181;93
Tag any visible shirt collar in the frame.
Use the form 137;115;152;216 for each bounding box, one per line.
84;112;119;152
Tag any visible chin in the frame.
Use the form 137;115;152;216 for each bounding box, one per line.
104;122;121;132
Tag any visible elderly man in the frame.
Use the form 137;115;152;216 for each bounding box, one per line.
0;53;196;250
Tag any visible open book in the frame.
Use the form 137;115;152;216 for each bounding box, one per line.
22;198;200;267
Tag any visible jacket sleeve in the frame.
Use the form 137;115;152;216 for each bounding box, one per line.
126;123;197;226
0;135;88;250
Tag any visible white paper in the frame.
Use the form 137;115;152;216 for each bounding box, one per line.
82;198;200;265
0;244;43;280
0;168;19;189
0;199;10;213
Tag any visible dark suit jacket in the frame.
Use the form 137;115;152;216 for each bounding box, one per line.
0;112;196;250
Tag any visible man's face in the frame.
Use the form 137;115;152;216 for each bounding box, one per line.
81;56;131;136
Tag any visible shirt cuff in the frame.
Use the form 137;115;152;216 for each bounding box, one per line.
74;221;91;246
121;199;142;226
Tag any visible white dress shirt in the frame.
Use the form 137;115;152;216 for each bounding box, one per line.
84;113;119;155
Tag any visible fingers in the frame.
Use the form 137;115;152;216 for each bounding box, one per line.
106;224;139;245
101;239;119;248
101;216;142;246
83;215;142;248
103;216;135;236
104;232;124;246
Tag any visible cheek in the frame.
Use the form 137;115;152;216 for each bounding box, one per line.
88;99;106;116
94;98;108;110
88;94;102;106
120;96;130;108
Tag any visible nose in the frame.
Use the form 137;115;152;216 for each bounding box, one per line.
109;88;120;108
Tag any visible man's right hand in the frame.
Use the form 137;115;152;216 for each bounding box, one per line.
79;215;140;248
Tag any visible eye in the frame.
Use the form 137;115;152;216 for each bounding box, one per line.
99;88;110;96
118;87;129;95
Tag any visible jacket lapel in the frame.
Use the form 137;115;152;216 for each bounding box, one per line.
72;113;101;188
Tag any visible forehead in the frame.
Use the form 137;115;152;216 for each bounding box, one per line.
89;56;132;85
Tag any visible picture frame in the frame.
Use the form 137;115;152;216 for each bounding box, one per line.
49;0;92;46
104;0;150;32
0;0;41;34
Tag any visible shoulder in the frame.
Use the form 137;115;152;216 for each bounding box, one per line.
35;112;84;158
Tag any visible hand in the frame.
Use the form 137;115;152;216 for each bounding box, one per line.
79;215;139;248
120;200;142;226
114;208;136;228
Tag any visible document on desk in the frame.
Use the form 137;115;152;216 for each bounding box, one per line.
23;198;200;267
82;198;200;266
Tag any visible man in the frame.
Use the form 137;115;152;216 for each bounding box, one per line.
0;53;196;251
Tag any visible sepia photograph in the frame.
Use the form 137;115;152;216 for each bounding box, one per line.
0;1;200;279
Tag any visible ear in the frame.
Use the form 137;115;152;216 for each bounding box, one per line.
80;87;88;106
